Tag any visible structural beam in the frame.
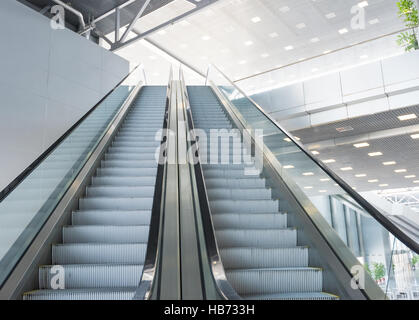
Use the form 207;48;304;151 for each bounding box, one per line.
115;7;121;42
119;0;151;43
111;0;220;51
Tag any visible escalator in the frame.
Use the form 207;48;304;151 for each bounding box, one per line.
182;66;419;300
188;86;338;300
23;87;167;300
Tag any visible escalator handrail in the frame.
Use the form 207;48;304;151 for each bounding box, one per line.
206;64;419;254
0;64;142;203
180;68;242;300
135;66;173;300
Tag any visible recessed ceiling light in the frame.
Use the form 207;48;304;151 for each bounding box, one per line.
379;184;389;187
369;18;380;25
395;169;407;173
383;161;396;166
201;35;211;41
284;45;294;51
368;179;379;183
338;28;349;34
304;186;313;189
411;133;419;139
341;167;353;171
284;138;291;142
405;175;416;179
352;187;357;190
355;174;367;177
311;151;320;155
294;136;301;141
296;23;306;29
269;32;279;38
322;159;336;164
261;53;270;58
326;12;336;19
303;172;314;176
358;1;369;8
244;40;254;46
398;114;417;121
320;178;330;182
310;37;320;43
283;165;295;169
414;180;419;184
368;152;383;157
354;142;370;148
319;190;327;193
251;16;261;23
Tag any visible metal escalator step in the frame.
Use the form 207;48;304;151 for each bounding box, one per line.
71;210;151;226
207;188;272;200
52;243;147;264
210;199;279;214
212;213;287;229
23;288;137;300
91;176;156;186
62;225;149;243
220;247;308;269
204;178;266;189
242;292;339;300
39;264;143;289
79;197;153;211
86;186;155;198
216;229;297;248
226;267;323;295
96;167;157;177
101;159;157;168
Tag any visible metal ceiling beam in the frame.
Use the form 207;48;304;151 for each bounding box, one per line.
119;0;151;43
111;0;220;51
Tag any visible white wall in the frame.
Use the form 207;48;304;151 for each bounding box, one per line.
247;50;419;131
0;0;129;191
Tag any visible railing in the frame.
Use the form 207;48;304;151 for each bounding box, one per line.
206;64;419;300
0;65;146;288
179;67;241;300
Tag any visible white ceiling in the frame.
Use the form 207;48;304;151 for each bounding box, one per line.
113;0;407;84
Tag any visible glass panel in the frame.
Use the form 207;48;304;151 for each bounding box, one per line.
207;65;419;300
0;66;145;286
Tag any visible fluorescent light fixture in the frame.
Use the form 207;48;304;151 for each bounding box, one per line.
284;45;294;51
294;136;301;141
326;12;336;19
311;151;320;155
322;159;336;164
320;178;330;182
405;175;416;179
319;190;327;193
244;40;254;46
383;161;396;166
354;142;369;148
369;18;380;25
398;114;417;121
379;184;389;187
284;138;291;142
368;179;379;183
296;23;306;29
395;169;407;173
303;172;314;176
310;37;320;43
341;167;353;171
358;1;369;8
283;165;294;169
304;186;313;189
323;50;331;54
251;16;261;23
355;174;367;177
414;180;419;184
269;32;279;38
338;28;349;34
261;53;270;58
411;133;419;139
368;152;383;157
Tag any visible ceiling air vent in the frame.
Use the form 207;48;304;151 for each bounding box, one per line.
336;126;354;133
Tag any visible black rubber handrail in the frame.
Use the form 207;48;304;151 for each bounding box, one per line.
180;68;242;300
207;64;419;254
0;64;141;203
135;67;173;300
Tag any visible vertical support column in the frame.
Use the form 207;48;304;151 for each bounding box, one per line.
115;7;120;42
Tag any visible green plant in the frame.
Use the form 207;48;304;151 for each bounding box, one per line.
372;262;386;281
412;255;419;266
396;0;419;51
